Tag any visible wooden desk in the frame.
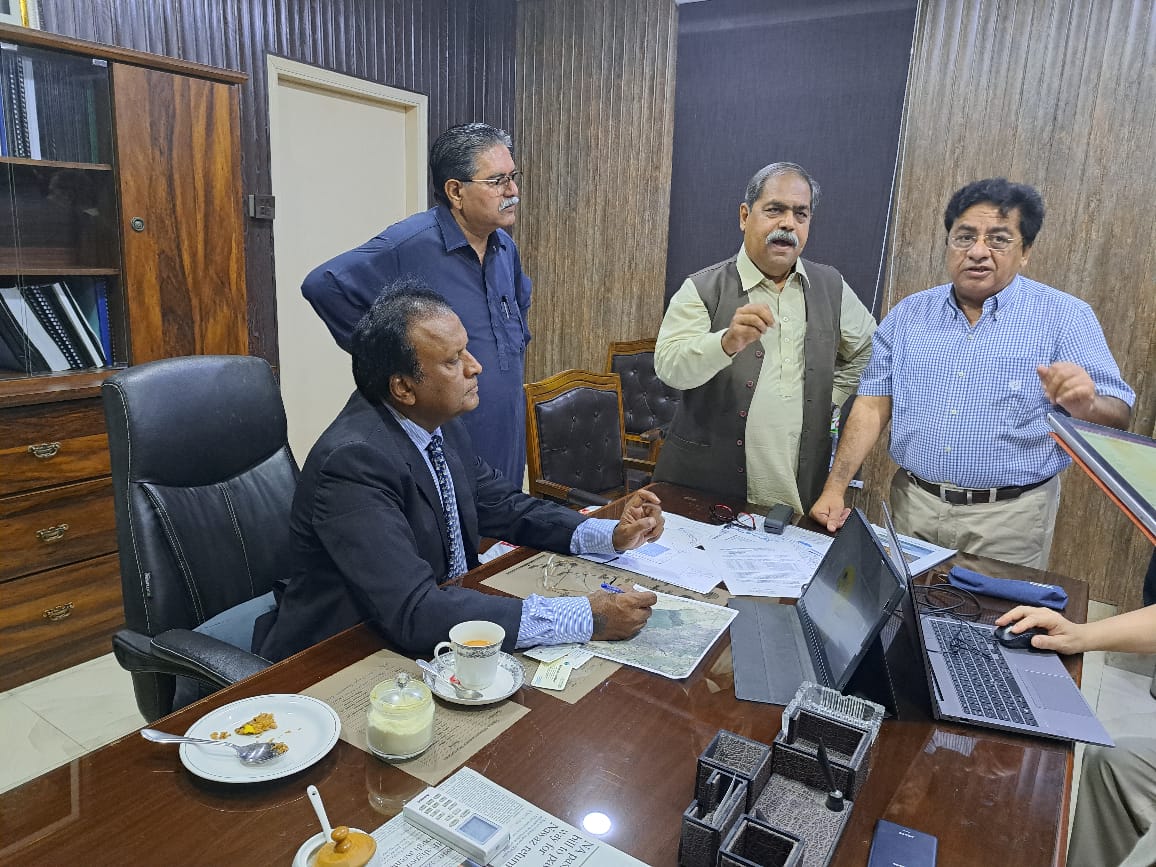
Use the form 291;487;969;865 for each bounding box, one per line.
0;483;1085;865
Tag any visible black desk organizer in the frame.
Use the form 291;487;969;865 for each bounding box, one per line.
679;684;884;867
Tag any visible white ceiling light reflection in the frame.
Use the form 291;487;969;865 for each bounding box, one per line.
581;811;613;835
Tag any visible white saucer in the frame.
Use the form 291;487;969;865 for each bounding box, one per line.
421;652;524;705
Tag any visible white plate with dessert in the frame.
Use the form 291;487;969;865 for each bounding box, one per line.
180;693;340;783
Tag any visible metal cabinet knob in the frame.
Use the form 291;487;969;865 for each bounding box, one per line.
27;442;61;459
130;217;146;232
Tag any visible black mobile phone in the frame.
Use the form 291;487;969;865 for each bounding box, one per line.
867;819;938;867
763;503;793;534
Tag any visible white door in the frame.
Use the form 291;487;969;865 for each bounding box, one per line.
267;57;427;460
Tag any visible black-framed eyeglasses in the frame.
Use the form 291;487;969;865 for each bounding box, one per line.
460;170;523;190
947;231;1019;252
708;503;756;531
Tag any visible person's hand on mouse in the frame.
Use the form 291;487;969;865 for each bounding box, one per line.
995;606;1089;655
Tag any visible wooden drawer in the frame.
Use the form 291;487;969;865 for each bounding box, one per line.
0;398;110;496
0;553;124;692
0;478;117;582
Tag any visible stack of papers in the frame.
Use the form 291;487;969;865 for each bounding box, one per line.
579;512;954;600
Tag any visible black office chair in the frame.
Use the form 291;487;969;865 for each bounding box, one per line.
102;355;299;722
605;338;681;463
524;369;652;507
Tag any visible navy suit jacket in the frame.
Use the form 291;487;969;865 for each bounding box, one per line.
260;392;585;661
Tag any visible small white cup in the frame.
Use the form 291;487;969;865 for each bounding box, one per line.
433;620;505;690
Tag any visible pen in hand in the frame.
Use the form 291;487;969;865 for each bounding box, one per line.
600;583;623;593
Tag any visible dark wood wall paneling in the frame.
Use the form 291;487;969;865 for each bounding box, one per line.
514;0;678;380
41;0;519;365
856;0;1156;610
665;0;918;312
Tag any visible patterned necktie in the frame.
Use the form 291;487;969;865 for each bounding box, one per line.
426;434;468;581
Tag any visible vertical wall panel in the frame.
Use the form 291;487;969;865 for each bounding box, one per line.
515;0;678;380
861;0;1156;609
41;0;518;365
665;1;917;311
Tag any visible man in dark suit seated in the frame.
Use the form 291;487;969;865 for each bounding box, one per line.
260;280;661;661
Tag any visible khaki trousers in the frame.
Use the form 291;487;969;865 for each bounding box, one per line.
1068;737;1156;867
889;469;1062;570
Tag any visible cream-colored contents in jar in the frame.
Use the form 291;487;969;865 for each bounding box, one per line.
366;671;435;760
366;701;434;757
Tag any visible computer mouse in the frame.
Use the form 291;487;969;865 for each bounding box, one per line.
993;624;1048;651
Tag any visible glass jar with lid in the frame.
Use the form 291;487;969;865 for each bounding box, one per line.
366;671;435;760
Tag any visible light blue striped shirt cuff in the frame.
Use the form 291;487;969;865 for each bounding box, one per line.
516;594;593;648
570;517;619;556
514;518;618;648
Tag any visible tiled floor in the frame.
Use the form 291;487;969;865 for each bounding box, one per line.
4;602;1156;839
1;652;143;794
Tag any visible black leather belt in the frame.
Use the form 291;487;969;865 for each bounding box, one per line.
905;472;1052;505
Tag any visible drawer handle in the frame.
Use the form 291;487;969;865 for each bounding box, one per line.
27;442;62;459
43;602;75;622
36;524;70;543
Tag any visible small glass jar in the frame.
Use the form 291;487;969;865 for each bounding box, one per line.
366;671;435;761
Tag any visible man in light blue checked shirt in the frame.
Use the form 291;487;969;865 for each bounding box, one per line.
810;178;1133;569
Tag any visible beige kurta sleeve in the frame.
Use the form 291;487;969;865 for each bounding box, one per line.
654;278;734;390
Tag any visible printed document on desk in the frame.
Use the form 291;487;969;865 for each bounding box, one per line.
580;512;721;594
702;524;833;598
372;766;645;866
869;525;954;575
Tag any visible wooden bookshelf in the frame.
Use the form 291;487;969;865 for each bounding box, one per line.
0;24;248;692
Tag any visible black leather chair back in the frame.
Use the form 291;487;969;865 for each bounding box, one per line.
534;386;626;495
609;349;681;436
102;355;297;717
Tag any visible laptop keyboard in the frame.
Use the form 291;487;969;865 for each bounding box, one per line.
930;619;1039;727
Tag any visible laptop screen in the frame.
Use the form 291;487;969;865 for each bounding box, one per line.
880;500;911;584
798;509;906;689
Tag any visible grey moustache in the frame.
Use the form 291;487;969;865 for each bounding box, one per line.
499;196;520;211
766;229;798;247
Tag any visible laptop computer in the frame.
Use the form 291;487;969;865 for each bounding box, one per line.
880;501;1114;747
729;508;907;704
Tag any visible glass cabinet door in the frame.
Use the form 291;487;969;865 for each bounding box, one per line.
0;42;126;381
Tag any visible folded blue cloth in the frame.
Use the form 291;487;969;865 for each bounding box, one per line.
947;566;1069;611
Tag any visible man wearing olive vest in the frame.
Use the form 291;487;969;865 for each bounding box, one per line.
653;163;876;513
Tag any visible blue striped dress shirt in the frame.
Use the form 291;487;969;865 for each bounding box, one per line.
386;405;616;646
858;275;1134;488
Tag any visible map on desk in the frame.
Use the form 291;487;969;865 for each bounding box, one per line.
586;587;737;679
482;553;735;679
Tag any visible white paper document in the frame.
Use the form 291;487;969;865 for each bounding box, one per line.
700;523;834;599
372;767;645;866
870;524;955;575
579;512;724;594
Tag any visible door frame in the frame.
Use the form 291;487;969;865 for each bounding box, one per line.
266;55;429;220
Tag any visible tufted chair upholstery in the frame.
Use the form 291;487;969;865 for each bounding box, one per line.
101;355;299;722
605;338;682;463
524;369;652;507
